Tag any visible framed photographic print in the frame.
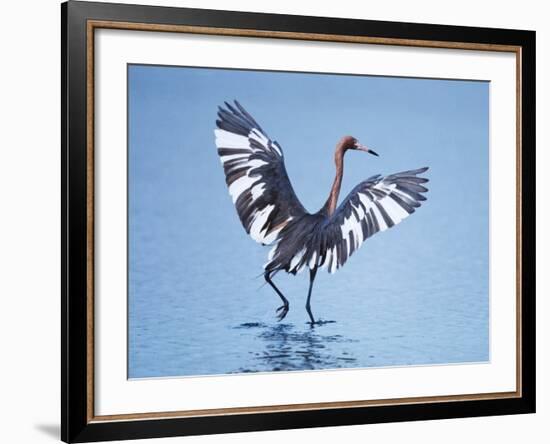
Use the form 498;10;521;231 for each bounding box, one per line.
61;1;536;442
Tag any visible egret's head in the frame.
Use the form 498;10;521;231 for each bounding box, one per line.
339;135;379;156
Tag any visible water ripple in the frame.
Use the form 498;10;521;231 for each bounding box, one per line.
232;323;358;373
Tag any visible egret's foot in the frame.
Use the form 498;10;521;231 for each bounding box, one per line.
307;319;336;327
276;304;289;321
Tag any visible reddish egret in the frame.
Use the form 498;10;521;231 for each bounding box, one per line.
215;101;429;324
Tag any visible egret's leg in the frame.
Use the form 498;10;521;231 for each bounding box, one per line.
264;271;289;321
306;267;318;325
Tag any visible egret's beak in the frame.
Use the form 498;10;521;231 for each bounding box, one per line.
356;144;379;157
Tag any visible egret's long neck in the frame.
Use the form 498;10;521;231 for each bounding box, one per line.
323;144;346;216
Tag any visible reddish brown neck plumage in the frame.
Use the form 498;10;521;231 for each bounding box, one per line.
324;141;347;216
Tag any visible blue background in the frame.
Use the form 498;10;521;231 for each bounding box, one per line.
128;65;489;378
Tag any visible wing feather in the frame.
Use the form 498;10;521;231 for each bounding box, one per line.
215;101;307;245
312;167;429;273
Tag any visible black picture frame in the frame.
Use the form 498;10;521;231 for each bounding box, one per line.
62;1;536;442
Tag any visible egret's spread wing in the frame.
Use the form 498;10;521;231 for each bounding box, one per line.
215;101;308;245
314;167;429;273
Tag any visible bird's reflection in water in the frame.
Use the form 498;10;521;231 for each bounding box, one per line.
233;322;358;373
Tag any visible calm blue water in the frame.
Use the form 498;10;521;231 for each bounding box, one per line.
128;65;489;378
